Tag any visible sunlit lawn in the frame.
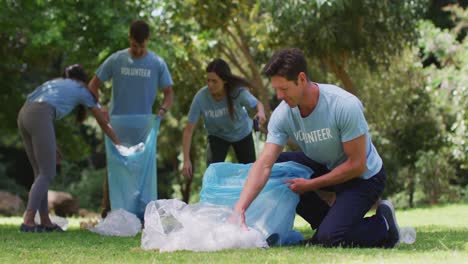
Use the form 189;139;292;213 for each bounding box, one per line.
1;204;467;263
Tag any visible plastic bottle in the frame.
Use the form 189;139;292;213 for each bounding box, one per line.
399;226;417;244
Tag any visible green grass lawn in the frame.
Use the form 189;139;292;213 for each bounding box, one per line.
1;204;467;263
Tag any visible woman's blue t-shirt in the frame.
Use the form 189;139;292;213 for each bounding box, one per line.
188;86;258;142
27;78;98;120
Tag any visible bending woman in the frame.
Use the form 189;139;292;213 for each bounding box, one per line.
17;64;119;232
182;58;266;179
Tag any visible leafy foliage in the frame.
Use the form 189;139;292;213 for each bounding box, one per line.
418;18;467;170
415;149;459;204
0;0;465;209
262;0;428;93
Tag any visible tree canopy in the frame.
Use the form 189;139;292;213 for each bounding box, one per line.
0;0;466;208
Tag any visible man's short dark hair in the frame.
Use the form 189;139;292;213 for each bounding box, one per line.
263;48;309;81
129;20;150;44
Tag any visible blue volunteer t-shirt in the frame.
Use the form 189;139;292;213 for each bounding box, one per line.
27;78;98;120
96;49;173;115
188;86;258;142
267;83;382;179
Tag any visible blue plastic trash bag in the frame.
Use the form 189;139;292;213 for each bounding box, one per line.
105;115;160;220
200;161;313;246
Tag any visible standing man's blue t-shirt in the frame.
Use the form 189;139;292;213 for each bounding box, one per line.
187;86;258;142
267;83;382;179
96;49;173;115
27;78;98;120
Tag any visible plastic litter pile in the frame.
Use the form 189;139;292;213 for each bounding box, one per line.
141;199;267;252
88;209;142;237
140;161;312;252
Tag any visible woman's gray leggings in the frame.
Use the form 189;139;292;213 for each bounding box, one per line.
17;102;56;213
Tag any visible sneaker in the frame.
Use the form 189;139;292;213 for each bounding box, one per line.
40;224;64;232
377;200;400;248
19;223;37;233
266;233;279;247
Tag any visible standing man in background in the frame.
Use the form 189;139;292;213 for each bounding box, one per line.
88;20;174;218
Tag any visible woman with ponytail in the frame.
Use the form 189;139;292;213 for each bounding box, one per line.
17;64;119;232
182;58;266;179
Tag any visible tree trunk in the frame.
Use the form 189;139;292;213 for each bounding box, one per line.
430;192;438;205
322;55;355;94
225;23;271;116
408;167;415;208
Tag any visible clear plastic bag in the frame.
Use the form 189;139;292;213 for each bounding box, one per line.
141;199;267;252
105;115;160;220
89;209;142;237
116;142;145;156
399;226;417;244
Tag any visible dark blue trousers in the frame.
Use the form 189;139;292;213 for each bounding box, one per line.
206;133;256;166
277;151;388;247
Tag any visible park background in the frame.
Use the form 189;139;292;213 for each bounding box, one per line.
0;0;466;223
0;0;467;263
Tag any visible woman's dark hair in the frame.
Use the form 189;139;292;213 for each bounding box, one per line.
63;64;90;123
206;58;252;119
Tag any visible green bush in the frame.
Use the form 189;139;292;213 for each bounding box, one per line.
68;168;105;212
415;149;461;204
50;160;83;191
0;163;27;198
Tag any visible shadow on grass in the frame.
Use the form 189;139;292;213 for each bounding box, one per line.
1;223;466;252
294;225;467;251
0;224;141;250
397;228;468;251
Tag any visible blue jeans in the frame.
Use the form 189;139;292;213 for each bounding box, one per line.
277;151;388;247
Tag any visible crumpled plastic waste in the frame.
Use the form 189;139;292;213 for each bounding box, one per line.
115;142;145;156
88;209;142;237
141;199;268;252
399;226;417;244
